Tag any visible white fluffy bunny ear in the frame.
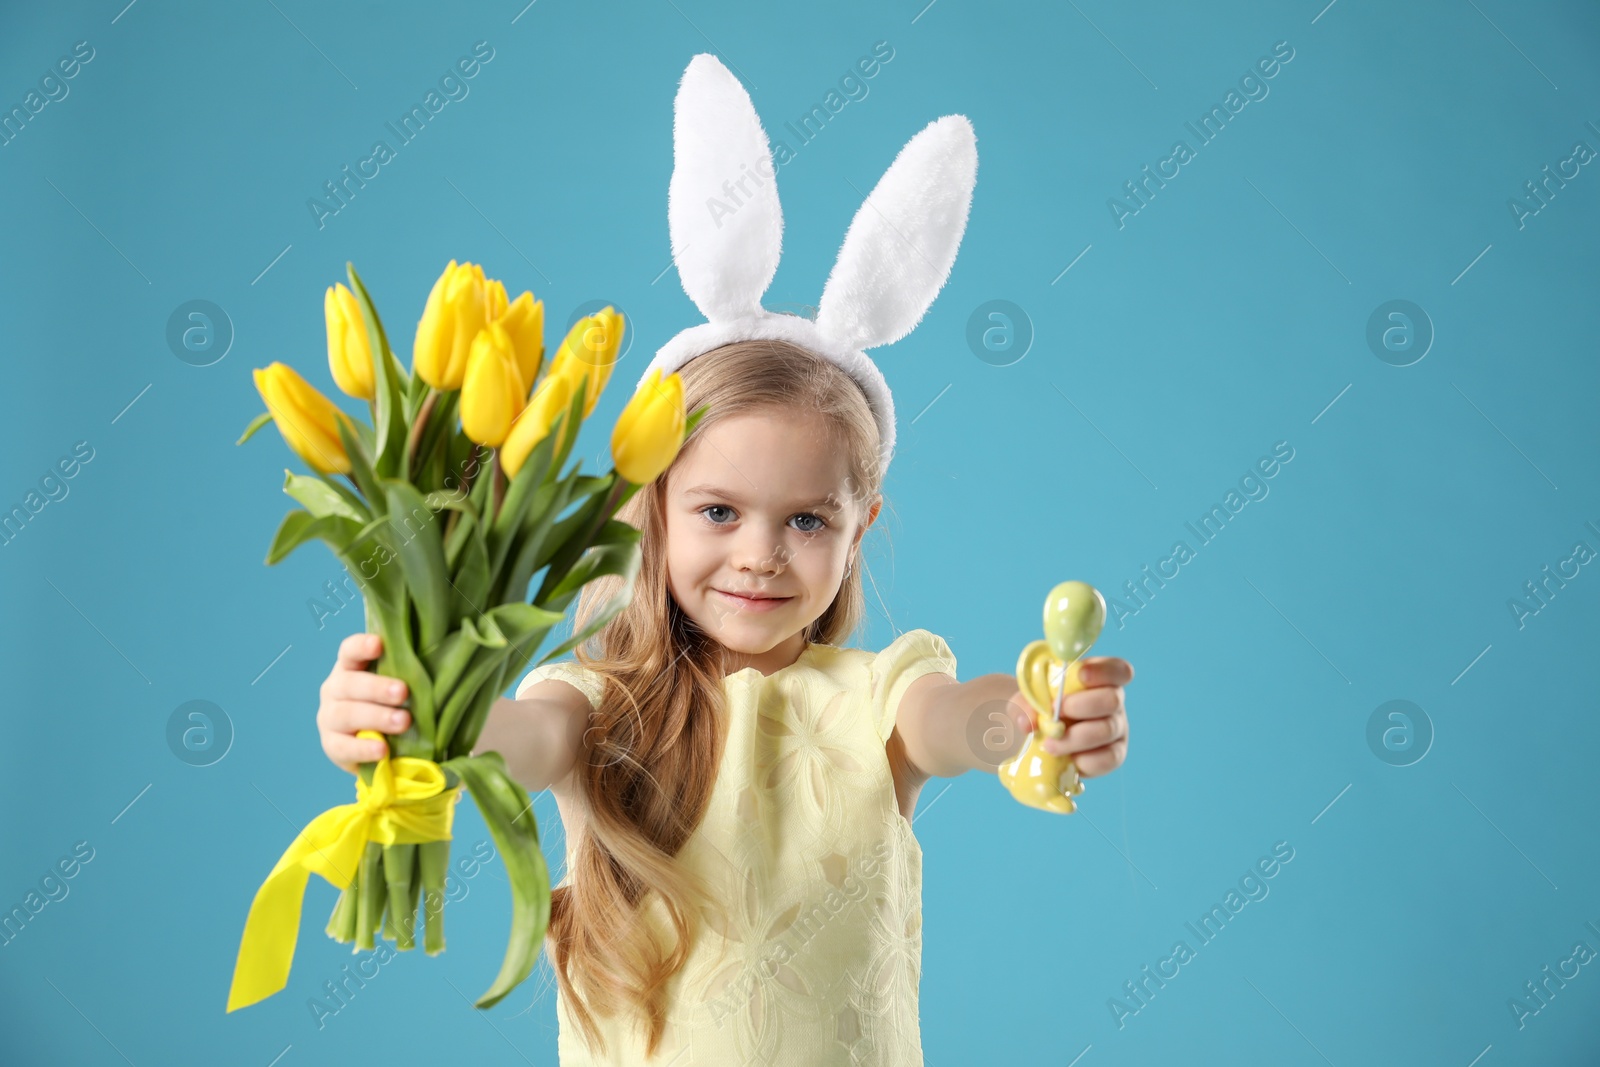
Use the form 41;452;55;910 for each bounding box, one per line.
667;54;784;322
815;115;977;352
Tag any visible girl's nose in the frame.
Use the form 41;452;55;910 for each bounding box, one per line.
731;530;789;576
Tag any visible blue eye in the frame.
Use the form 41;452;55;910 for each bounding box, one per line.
697;506;828;533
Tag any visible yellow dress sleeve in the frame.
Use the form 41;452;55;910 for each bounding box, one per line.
868;628;958;743
515;659;605;710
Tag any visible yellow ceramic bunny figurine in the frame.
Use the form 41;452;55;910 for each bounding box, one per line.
998;580;1107;814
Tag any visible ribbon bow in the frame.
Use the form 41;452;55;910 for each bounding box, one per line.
226;731;461;1012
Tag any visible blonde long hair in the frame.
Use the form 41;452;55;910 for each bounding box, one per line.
544;337;887;1057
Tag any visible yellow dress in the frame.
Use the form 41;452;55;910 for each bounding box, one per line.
514;629;959;1066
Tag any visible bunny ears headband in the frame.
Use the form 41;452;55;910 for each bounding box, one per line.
633;53;979;474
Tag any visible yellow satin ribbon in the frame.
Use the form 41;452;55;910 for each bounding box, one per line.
226;730;461;1012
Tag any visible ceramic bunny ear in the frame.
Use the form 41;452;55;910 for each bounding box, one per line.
667;54;783;322
815;115;978;353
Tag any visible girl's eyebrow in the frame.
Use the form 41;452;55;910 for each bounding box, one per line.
681;483;838;509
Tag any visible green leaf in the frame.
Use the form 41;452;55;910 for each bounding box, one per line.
440;751;550;1010
521;474;614;587
405;354;431;409
450;656;517;768
342;536;405;618
424;486;476;516
347;262;410;480
499;476;580;606
537;527;641;663
684;401;711;439
446;432;488;499
434;602;563;751
471;610;507;648
317;473;373;521
381;479;453;652
265;510;364;566
469;445;497;528
546;378;588;491
284;471;366;523
236;411;273;446
336;415;385;517
547;527;639;603
488;422;562;568
451;523;492;623
491;601;570;686
362;595;439;758
421;625;480;705
443;503;477;571
351;416;377;456
412;391;460;489
526;469;620;606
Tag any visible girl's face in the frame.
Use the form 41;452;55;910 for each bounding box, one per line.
663;409;878;672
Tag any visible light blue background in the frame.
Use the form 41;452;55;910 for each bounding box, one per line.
2;0;1597;1064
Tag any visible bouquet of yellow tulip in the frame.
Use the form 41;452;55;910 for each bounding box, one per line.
228;260;703;1014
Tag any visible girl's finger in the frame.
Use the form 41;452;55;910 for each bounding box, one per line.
330;670;408;706
1061;685;1122;720
1047;710;1126;755
1077;657;1134;688
1072;737;1129;778
334;632;383;672
328;701;411;735
324;731;390;771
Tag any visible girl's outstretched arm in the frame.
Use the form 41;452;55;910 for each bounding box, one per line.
894;672;1035;781
472;682;590;795
895;658;1134;780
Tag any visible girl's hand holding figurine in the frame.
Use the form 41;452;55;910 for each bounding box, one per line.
999;580;1133;813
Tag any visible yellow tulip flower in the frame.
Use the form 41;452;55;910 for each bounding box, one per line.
486;277;509;324
496;291;545;391
500;369;575;479
591;307;623;395
324;283;374;400
412;260;490;390
554;308;623;419
460;322;527;448
610;367;686;485
253;362;355;475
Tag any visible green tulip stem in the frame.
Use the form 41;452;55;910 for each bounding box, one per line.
326;881;358;943
354;842;385;951
383;843;418;950
418;839;450;955
491;451;507;522
380;888;398;942
406;388;442;479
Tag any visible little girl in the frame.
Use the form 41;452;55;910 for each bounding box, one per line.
316;55;1133;1066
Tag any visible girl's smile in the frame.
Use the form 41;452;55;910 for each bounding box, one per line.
712;589;794;612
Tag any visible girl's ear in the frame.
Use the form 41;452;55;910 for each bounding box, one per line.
860;494;882;533
814;115;978;354
667;54;785;323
